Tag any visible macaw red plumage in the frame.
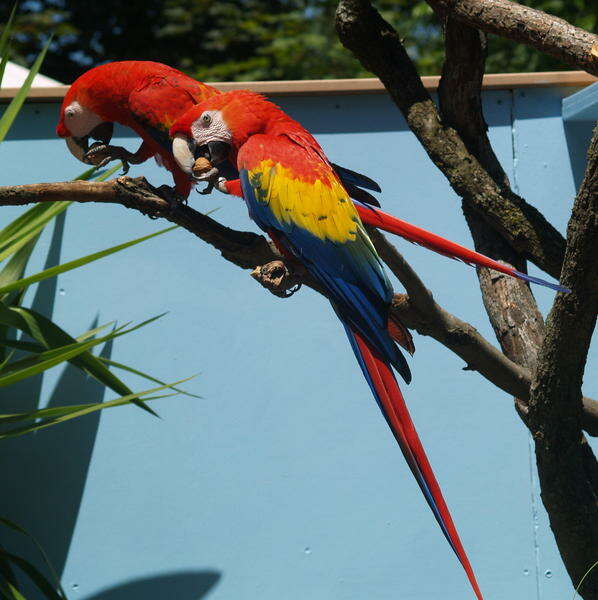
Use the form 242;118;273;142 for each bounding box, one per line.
56;61;220;197
169;90;491;599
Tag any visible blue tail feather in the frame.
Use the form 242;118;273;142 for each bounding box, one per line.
514;271;570;293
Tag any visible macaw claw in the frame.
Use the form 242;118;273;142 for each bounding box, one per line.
155;185;186;215
198;181;214;195
83;143;132;174
197;176;228;196
250;260;304;299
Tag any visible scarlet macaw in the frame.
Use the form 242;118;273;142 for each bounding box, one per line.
55;61;222;198
169;90;488;599
55;60;381;203
212;176;568;292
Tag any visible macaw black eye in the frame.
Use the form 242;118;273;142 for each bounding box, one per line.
201;113;212;126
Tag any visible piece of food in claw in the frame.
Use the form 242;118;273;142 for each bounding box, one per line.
192;157;214;177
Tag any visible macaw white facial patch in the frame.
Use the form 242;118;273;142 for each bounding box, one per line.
190;110;231;147
63;101;103;138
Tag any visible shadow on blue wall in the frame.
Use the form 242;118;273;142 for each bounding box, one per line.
563;121;593;189
0;352;108;594
0;157;224;600
82;570;221;600
0;212;65;413
0;216;104;592
2;105;59;140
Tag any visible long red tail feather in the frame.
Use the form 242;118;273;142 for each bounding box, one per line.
356;204;568;293
352;330;483;600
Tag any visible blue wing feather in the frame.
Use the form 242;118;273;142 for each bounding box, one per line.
240;167;411;383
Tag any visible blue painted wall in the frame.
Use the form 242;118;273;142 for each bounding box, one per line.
0;85;595;600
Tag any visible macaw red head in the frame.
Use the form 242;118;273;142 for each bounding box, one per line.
169;90;271;175
56;67;117;165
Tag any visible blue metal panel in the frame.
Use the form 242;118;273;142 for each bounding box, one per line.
0;89;595;600
562;81;598;121
512;86;597;600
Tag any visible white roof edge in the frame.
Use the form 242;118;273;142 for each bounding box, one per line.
3;61;63;88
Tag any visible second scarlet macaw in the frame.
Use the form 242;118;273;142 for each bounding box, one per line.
169;90;487;599
56;61;221;198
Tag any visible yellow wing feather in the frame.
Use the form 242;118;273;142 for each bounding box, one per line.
247;159;360;244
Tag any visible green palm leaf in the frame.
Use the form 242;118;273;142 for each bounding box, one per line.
0;551;63;600
0;321;138;386
0;517;67;599
0;306;165;416
0;34;52;143
0;4;18;87
0;225;177;295
0;580;27;600
0;377;194;439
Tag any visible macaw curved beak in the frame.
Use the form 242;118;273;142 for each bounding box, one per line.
64;122;114;164
172;136;231;176
198;141;230;165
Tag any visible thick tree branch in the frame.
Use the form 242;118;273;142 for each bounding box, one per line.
438;15;545;402
437;19;597;594
526;125;598;598
0;177;279;268
336;3;597;589
335;0;567;280
437;17;506;188
1;178;597;437
429;0;598;76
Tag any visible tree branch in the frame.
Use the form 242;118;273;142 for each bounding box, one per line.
335;0;567;280
437;18;597;593
335;4;597;590
437;14;546;404
0;177;279;268
1;178;596;437
527;125;598;598
429;0;598;76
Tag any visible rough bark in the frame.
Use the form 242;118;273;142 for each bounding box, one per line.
527;126;598;598
335;0;567;280
429;0;598;77
437;16;598;598
0;178;277;269
437;16;546;415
